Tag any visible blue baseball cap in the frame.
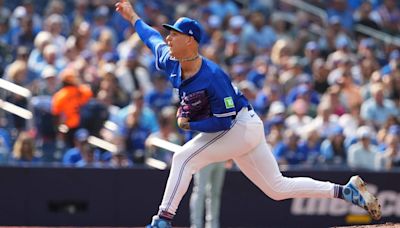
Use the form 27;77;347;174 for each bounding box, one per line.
74;128;89;142
163;17;202;43
388;125;400;135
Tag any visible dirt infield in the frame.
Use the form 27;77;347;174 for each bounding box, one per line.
334;223;400;228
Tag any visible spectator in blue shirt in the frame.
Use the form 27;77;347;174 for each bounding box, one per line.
273;129;308;165
63;128;90;165
320;125;347;166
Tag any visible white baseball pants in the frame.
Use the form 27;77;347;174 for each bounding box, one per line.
159;107;335;215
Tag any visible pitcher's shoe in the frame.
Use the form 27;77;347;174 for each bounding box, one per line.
343;175;381;220
145;215;172;228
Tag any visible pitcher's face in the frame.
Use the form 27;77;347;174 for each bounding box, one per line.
166;30;192;59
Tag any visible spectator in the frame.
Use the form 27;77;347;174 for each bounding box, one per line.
246;55;270;90
51;68;93;148
311;58;330;95
208;0;239;20
109;150;133;168
37;65;59;96
321;85;346;117
327;0;354;31
360;83;398;129
370;0;400;35
11;131;40;163
353;0;380;35
285;98;312;136
62;128;90;165
273;129;308;165
347;126;383;170
115;49;153;95
319;126;347;166
381;125;400;169
339;103;364;139
75;144;103;167
117;91;158;163
303;102;340;139
241;11;277;56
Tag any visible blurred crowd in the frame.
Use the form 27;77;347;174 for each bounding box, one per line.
0;0;399;171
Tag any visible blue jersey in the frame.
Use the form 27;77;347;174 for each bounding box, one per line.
135;19;249;132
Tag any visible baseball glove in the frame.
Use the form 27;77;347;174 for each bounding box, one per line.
178;90;211;121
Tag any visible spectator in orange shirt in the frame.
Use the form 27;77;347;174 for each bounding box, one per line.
51;68;92;148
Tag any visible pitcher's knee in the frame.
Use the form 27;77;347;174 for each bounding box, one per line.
172;151;201;173
265;177;291;201
267;191;288;201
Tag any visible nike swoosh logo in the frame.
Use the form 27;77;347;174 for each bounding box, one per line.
171;74;177;77
250;114;255;117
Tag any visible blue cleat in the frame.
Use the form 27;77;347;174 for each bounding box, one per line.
342;175;381;220
145;215;172;228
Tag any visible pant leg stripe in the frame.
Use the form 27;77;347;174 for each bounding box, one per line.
165;120;237;212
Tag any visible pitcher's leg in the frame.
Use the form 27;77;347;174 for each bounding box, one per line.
234;141;335;200
158;119;260;216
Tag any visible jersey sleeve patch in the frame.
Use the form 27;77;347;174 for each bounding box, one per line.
224;96;235;109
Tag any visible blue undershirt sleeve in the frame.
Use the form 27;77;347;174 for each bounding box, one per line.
189;116;232;133
134;19;165;54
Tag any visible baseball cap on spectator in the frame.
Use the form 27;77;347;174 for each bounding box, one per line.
232;65;246;76
41;66;57;79
305;41;319;51
81;50;93;61
297;74;312;84
163;17;202;43
328;125;344;137
229;15;245;29
297;84;310;96
388;125;400;136
360;38;375;49
269;101;285;116
13;6;27;19
335;36;349;49
208;15;221;29
47;14;63;25
356;126;373;139
328;16;341;25
94;5;109;18
74;128;89;142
